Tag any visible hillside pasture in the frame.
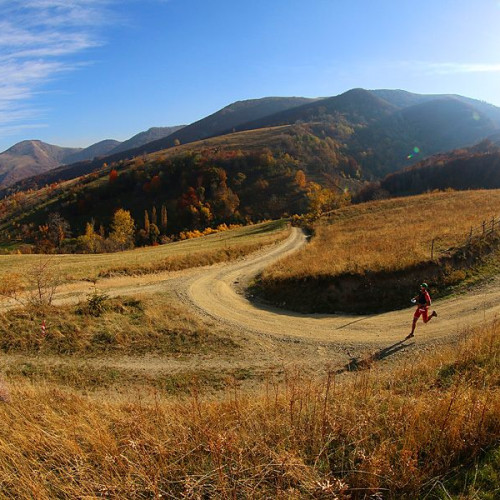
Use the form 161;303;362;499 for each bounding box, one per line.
265;190;500;279
0;220;289;283
259;190;500;312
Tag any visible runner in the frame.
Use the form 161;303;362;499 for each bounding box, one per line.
407;283;437;339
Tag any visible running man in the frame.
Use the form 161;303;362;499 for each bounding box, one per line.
407;283;437;339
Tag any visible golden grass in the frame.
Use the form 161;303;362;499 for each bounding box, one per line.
264;190;500;281
0;293;236;357
0;320;499;498
0;220;289;282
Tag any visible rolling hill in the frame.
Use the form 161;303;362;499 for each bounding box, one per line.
232;88;398;132
370;88;500;126
0;141;82;188
64;139;122;164
350;97;498;176
2;88;500;205
107;126;185;154
0;123;361;249
0;127;185;189
1;97;315;193
231;89;499;176
355;141;500;200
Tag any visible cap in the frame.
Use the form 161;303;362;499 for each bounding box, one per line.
420;283;428;288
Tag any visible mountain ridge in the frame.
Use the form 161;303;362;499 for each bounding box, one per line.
2;89;500;193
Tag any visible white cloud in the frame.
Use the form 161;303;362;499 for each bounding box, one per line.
402;61;500;76
0;0;110;135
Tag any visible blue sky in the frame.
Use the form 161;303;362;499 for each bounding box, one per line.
1;0;500;152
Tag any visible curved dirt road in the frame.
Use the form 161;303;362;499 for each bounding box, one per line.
182;227;500;346
22;226;500;349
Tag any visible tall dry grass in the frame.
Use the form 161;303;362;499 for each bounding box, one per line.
265;190;500;281
0;319;498;498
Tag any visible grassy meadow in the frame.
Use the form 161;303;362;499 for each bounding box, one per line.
0;318;498;498
0;221;291;398
0;193;499;497
257;190;500;313
266;190;500;280
0;220;289;283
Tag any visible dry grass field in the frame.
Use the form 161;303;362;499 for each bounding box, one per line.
0;195;499;497
0;220;289;283
0;318;498;498
263;190;500;282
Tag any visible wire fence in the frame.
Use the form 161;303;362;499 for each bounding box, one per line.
431;215;500;260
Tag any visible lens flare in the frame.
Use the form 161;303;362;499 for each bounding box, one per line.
413;146;420;154
472;111;480;121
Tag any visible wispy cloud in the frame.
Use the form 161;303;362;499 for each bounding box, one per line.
401;61;500;76
0;0;111;138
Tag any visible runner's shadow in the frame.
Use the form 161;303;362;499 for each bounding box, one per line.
335;339;414;374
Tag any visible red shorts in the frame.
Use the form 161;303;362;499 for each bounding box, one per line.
414;306;429;321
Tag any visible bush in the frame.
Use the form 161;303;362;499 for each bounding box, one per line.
85;289;109;317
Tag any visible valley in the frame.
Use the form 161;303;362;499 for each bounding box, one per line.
1;90;500;499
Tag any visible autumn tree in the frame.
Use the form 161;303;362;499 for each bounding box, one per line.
295;169;307;188
149;224;160;245
109;169;118;183
160;204;168;233
144;210;150;235
79;220;103;253
151;206;157;226
109;209;135;251
306;183;351;216
47;213;71;249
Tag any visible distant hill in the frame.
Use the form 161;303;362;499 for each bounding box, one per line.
0;124;361;244
107;96;319;156
233;89;398;132
65;139;121;164
230;89;499;177
370;89;500;126
0;126;185;189
355;141;500;200
3;89;500;194
3;97;316;192
0;140;81;188
351;97;498;176
108;126;185;154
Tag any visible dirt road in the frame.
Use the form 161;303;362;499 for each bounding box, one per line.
44;226;500;347
181;227;500;347
8;225;498;358
5;226;500;394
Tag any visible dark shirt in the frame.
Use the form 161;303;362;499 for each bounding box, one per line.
418;290;431;306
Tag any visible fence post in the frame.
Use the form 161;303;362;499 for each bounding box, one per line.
468;226;473;244
431;238;435;260
492;216;495;234
483;220;486;236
